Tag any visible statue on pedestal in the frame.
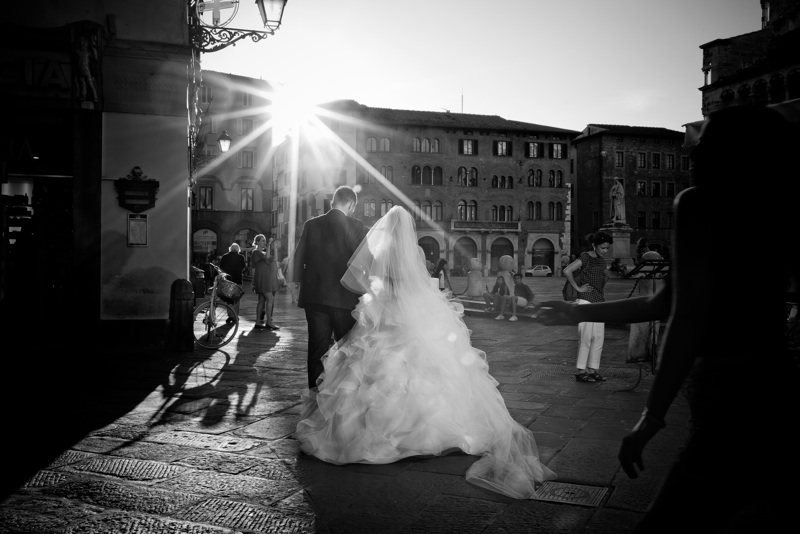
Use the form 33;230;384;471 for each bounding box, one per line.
610;177;626;223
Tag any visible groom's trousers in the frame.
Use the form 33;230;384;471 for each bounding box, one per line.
304;304;357;389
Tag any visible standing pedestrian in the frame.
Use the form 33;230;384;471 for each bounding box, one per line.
563;232;612;382
219;243;246;323
247;234;280;330
291;186;368;390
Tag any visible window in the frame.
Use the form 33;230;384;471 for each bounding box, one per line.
200;85;213;104
505;206;513;221
652;182;662;197
556;170;563;187
548;170;555;187
413;138;421;152
241;188;253;211
240;149;256;169
239;118;253;136
638;211;646;228
433;166;443;186
652;211;661;229
526;142;541;158
411;166;421;185
548;202;555;220
366;137;377;152
457;167;467;186
491;205;498;221
363;200;376;218
467;200;477;221
527;169;534;186
379;137;391;152
240;91;252;107
381;166;393;183
422;201;432;220
431;139;440;153
681;156;690;171
421;138;430;152
666;154;675;170
433;201;443;221
527;201;534;220
380;199;393;216
637;153;647;168
637;181;647;196
457;200;467;220
666;182;675;197
556;202;564;220
492;176;499;188
652;153;661;170
422;166;433;185
459;139;477;155
198;186;213;210
535;169;542;187
469;168;478;186
494;140;512;156
535;201;542;220
550;143;566;159
414;200;421;220
616;151;624;167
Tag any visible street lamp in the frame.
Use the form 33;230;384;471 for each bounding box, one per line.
189;0;289;53
217;130;232;153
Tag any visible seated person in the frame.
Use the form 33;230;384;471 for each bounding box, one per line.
496;272;532;322
483;275;509;315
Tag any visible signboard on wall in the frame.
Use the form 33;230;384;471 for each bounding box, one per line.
193;229;217;253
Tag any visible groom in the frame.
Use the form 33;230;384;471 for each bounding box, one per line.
291;185;368;390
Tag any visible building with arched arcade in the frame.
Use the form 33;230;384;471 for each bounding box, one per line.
271;100;579;276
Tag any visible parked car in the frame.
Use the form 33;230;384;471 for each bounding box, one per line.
525;265;553;277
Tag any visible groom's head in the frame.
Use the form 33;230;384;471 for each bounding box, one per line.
332;186;358;216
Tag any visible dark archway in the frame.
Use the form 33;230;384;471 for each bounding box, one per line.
418;236;440;266
531;238;555;271
453;236;477;275
490;237;514;274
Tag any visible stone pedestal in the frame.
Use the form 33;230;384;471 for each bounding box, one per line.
599;222;634;268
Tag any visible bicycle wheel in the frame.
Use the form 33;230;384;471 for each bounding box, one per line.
192;300;238;349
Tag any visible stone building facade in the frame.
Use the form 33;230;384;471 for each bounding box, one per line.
571;125;692;260
271;101;578;276
190;71;274;267
700;0;800;116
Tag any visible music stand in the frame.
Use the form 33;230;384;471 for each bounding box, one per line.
619;259;670;392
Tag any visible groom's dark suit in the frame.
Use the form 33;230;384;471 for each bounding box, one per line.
292;208;368;389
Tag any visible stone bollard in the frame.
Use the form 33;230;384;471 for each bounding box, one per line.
465;257;484;297
168;279;195;352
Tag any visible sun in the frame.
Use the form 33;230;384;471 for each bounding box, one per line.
268;83;322;146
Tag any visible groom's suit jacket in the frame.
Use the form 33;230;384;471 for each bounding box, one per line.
292;208;368;310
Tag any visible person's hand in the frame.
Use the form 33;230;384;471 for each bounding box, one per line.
618;412;664;479
577;283;593;292
534;301;580;325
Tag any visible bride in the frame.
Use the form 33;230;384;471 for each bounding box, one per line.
296;206;556;498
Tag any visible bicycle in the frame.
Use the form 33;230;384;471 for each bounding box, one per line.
192;264;243;349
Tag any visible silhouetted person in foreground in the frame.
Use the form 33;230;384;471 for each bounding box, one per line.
538;105;799;533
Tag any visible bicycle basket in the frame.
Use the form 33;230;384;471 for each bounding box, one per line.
217;277;244;303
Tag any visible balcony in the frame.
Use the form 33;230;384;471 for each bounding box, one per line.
450;220;521;233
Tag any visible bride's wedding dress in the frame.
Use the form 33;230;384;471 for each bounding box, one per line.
296;207;556;499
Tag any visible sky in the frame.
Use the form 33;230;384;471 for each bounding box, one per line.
201;0;762;133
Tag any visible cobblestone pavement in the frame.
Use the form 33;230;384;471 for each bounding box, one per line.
1;276;689;533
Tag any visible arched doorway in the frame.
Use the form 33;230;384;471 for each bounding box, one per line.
453;236;477;275
418;236;440;267
531;238;555;270
490;237;514;274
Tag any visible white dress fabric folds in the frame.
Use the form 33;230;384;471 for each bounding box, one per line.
296;206;556;499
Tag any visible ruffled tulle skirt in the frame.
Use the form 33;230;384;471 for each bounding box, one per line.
295;292;556;499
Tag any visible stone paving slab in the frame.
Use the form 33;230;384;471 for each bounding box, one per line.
1;280;697;533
